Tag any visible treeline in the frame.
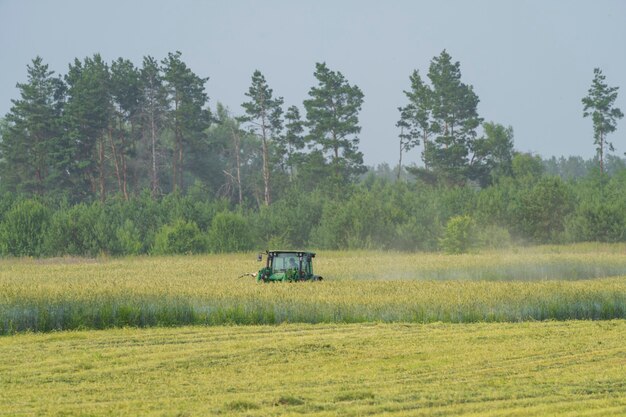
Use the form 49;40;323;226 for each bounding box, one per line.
0;50;624;256
0;50;529;205
1;157;625;257
0;53;370;205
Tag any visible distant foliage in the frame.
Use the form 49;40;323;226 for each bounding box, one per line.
208;211;252;253
1;54;625;259
440;215;476;254
0;165;624;258
582;68;623;174
253;190;324;249
152;219;206;255
311;191;393;250
115;219;143;255
44;203;116;257
511;177;575;243
0;200;50;256
476;224;512;250
566;173;626;243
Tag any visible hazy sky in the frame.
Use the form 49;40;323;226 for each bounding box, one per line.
1;0;625;166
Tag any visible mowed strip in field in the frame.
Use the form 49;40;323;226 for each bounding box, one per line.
1;321;626;416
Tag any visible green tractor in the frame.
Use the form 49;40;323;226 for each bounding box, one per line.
254;250;323;283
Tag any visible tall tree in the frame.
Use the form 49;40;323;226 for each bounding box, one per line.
240;70;283;206
397;70;432;163
207;104;264;206
211;103;244;205
228;112;244;206
64;54;112;200
425;50;482;185
277;105;307;181
468;122;515;186
139;56;168;198
397;69;433;180
399;51;485;186
110;58;141;199
161;51;211;192
0;57;66;195
304;62;365;182
582;68;623;174
395;108;410;181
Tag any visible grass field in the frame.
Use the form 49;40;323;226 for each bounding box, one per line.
2;244;626;416
2;244;626;333
1;321;626;416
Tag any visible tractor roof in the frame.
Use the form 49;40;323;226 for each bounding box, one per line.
268;250;316;257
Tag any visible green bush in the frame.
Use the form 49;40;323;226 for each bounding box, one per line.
115;219;143;255
309;182;447;251
310;188;395;250
152;219;207;255
394;187;443;251
252;190;324;249
208;211;252;253
564;173;626;243
440;215;476;254
510;177;575;243
0;199;50;257
0;192;16;220
43;203;115;257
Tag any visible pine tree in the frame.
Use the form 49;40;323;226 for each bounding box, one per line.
468;122;515;186
425;50;482;185
582;68;623;174
0;57;66;195
161;51;211;192
211;103;244;205
399;51;484;186
139;56;168;198
64;54;112;200
397;69;432;179
110;58;141;199
278;105;307;181
240;70;283;206
304;62;365;182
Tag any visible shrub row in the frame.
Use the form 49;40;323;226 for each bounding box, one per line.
1;170;625;257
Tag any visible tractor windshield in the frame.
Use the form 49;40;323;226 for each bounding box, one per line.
272;253;300;273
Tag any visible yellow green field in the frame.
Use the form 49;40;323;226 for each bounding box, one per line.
2;244;626;333
1;321;626;416
2;244;626;415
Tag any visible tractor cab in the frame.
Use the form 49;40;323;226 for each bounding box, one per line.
256;250;322;282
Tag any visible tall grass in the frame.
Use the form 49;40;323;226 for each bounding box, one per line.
3;279;626;333
2;244;626;333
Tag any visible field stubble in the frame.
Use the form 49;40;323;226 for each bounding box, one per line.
1;321;626;416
